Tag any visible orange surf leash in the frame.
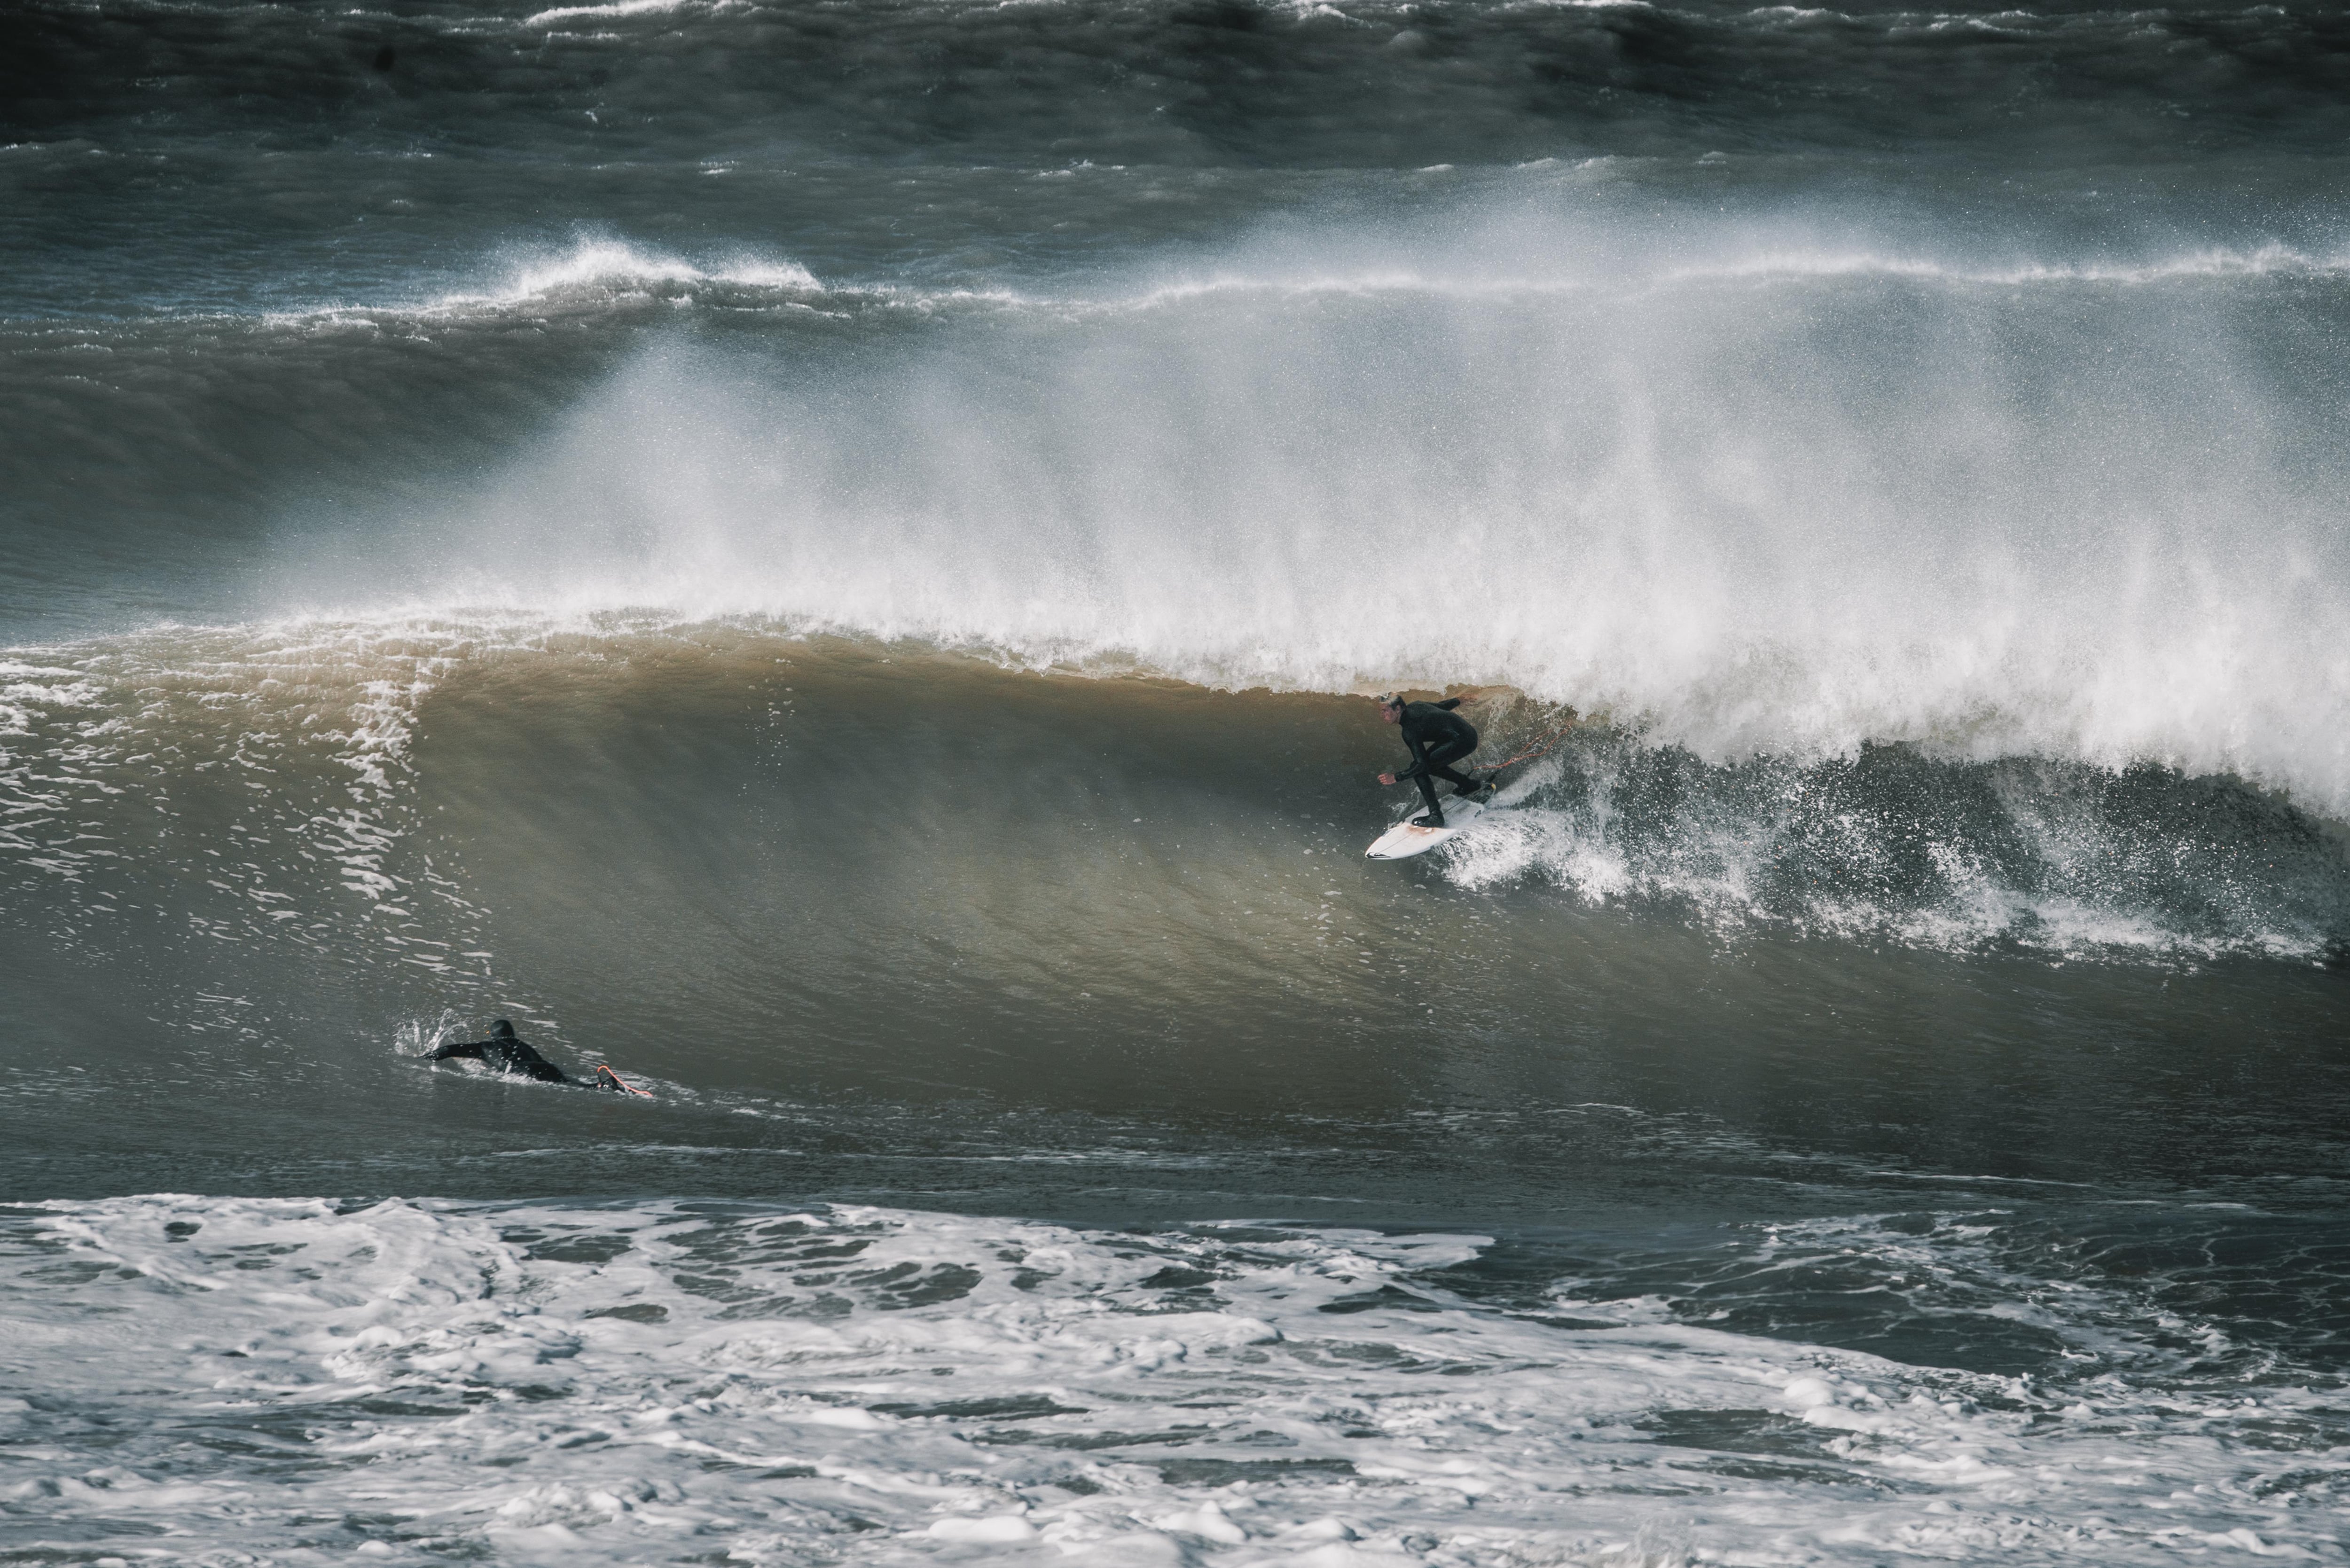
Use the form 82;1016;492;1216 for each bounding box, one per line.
596;1065;656;1098
1478;714;1582;777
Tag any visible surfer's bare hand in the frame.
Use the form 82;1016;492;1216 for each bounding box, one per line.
1378;772;1396;785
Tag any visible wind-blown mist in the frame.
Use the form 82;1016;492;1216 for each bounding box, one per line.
318;227;2350;816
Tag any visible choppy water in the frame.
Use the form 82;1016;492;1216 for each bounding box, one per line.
5;1;2349;1562
7;1193;2348;1565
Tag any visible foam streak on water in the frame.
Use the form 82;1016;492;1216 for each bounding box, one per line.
2;1195;2342;1567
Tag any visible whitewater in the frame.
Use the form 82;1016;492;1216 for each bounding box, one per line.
7;1193;2344;1565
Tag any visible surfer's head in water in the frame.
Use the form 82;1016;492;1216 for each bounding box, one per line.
1379;693;1406;724
487;1019;518;1041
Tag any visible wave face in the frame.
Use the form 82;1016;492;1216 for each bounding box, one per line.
7;4;2350;1564
0;627;2342;1019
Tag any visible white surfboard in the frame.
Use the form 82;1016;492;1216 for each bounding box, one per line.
1366;795;1490;860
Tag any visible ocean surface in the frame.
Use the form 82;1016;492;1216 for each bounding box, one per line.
5;1;2350;1562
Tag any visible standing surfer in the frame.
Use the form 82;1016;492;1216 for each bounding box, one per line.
1376;693;1485;828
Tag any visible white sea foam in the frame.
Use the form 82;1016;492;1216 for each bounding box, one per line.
0;1195;2336;1566
471;238;823;306
243;240;830;329
227;228;2350;335
524;0;715;26
1101;243;2350;309
1432;746;2334;958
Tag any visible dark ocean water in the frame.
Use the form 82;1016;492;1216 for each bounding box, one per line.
4;2;2349;1563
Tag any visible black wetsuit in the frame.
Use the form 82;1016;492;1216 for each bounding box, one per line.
1394;698;1481;826
431;1022;623;1090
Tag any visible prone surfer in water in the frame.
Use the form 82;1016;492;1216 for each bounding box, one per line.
430;1019;643;1094
1376;693;1486;828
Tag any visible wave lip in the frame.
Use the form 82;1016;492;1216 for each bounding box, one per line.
58;225;2350;338
406;238;828;317
1123;242;2350;309
494;239;819;299
233;239;1030;331
1655;240;2350;288
525;0;715;24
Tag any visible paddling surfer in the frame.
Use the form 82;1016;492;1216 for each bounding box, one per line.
430;1019;641;1093
1376;693;1486;828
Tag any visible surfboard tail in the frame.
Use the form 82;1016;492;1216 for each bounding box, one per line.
1366;796;1490;859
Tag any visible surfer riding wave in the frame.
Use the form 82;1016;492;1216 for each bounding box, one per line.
1378;693;1486;828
